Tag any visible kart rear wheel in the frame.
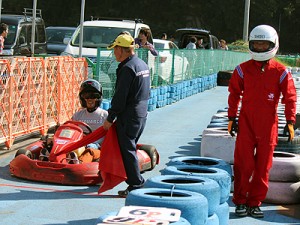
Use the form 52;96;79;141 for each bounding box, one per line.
15;149;33;159
138;144;158;169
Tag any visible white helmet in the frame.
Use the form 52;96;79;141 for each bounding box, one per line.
249;25;279;61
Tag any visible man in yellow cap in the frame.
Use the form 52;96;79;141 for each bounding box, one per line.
103;33;151;197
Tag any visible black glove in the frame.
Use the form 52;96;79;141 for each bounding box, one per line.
228;117;238;137
283;121;295;142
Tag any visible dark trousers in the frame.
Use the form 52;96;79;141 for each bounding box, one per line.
116;116;147;189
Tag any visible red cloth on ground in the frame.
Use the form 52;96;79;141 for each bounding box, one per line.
98;123;127;194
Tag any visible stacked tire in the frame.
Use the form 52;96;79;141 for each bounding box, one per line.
160;164;231;225
264;151;300;204
217;70;233;86
119;155;232;225
167;156;232;225
144;175;220;218
125;188;208;225
201;108;235;165
201;102;300;205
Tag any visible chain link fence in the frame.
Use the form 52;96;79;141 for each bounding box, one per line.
86;48;251;100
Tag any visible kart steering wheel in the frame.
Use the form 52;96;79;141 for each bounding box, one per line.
63;120;93;135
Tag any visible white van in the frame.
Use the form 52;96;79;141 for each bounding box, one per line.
62;19;154;98
62;19;153;62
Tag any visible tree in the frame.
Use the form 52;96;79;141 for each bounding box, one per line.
1;0;299;53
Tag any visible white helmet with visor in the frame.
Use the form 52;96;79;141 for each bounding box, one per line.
249;25;279;61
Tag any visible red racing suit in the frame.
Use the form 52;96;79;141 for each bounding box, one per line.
228;59;296;207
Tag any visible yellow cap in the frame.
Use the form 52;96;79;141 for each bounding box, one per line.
107;34;135;49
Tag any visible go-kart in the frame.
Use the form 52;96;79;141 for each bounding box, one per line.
9;120;159;185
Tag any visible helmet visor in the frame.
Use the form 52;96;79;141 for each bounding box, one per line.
249;40;275;53
81;92;101;99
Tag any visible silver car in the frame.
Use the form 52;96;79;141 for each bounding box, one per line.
46;26;76;55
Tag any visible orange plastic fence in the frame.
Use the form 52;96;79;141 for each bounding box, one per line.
0;56;88;149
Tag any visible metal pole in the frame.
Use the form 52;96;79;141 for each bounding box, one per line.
79;0;85;57
31;0;37;56
243;0;250;42
0;0;2;22
278;13;281;37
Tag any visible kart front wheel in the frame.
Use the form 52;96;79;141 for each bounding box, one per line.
138;144;158;169
15;149;33;159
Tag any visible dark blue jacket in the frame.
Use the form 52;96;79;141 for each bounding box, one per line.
107;55;150;123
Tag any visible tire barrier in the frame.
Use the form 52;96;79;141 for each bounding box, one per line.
207;123;228;128
125;188;208;225
168;156;232;179
161;165;231;204
269;151;300;182
200;133;235;164
202;127;228;136
147;74;217;112
276;135;300;154
264;181;300;204
216;109;228;113
206;213;219;225
215;202;229;225
210;118;229;123
94;211;191;225
144;175;220;216
217;70;233;86
211;111;228;120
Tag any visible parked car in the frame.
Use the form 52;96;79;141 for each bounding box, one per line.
46;26;76;55
174;28;220;50
62;19;154;62
153;39;189;83
1;8;47;56
62;18;154;97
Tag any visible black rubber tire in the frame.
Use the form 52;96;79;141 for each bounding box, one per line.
138;144;159;169
95;211;191;225
217;70;233;86
15;148;33;159
210;118;229;123
161;165;231;204
168;156;233;179
125;188;208;225
216;108;228;113
144;175;220;216
207;123;228;128
275;135;300;154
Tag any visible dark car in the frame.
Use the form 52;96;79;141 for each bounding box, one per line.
46;26;76;55
1;8;47;56
174;28;220;50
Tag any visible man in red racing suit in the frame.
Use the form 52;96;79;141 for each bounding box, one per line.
227;25;297;218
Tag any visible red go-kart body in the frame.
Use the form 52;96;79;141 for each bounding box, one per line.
9;121;159;185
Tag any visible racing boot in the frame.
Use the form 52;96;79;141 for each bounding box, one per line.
248;206;264;218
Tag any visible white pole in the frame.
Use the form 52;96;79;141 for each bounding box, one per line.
79;0;85;57
31;0;37;56
243;0;250;42
0;0;2;22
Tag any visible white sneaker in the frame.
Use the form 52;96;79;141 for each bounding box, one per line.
39;148;50;161
68;152;80;164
